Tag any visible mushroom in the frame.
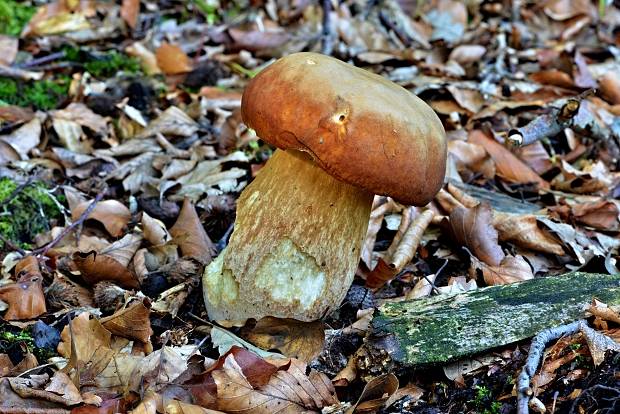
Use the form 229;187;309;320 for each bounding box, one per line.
203;52;446;323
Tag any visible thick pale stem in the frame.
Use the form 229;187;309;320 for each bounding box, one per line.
203;149;373;322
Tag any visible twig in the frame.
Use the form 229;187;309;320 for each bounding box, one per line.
0;177;36;210
0;63;43;81
0;232;26;256
321;0;334;55
31;190;106;257
517;320;620;414
517;320;583;414
18;51;66;69
507;90;620;162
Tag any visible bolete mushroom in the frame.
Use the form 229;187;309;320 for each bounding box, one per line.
203;52;446;322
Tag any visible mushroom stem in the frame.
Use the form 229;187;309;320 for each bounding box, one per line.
203;149;373;322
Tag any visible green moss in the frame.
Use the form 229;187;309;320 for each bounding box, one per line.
63;47;141;78
0;178;64;249
0;0;36;36
0;329;57;362
471;385;501;414
0;77;70;110
373;272;620;366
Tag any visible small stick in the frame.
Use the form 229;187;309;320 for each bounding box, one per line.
321;0;334;55
31;190;106;257
18;51;66;69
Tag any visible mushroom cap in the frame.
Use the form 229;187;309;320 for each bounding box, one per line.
241;52;447;206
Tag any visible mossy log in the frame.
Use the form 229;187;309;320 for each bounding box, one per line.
369;272;620;367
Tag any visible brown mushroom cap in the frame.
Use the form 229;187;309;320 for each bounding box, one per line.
241;52;447;206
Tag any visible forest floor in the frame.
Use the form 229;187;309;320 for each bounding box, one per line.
1;1;620;413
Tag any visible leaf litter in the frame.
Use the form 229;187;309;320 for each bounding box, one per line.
0;0;619;413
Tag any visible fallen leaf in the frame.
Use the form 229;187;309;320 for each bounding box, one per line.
448;44;486;65
493;212;566;255
100;298;153;344
155;42;192;75
242;317;325;362
72;251;140;289
57;312;115;386
125;42;162;75
72;199;131;238
121;0;140;29
447;140;495;179
136;106;198;139
472;254;534;286
349;373;399;413
170;198;215;265
142;212;171;245
551;160;615;194
468;130;549;189
0;257;46;320
366;210;434;289
599;71;620;105
0;118;41;160
449;203;505;267
45;371;82;405
204;350;338;413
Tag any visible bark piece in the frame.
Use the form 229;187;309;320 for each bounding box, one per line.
369;272;620;367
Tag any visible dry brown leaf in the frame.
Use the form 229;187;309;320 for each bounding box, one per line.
599;71;620;105
348;373;398;414
366;210;434;289
121;0;140;29
569;200;619;231
383;206;415;259
468;130;549;189
449;203;505;267
45;371;82;405
170;198;215;265
472;255;534;286
101;232;143;267
22;1;93;36
72;199;131;237
142;212;171;245
227;27;290;52
0;257;46;320
447;140;495;180
551;160;615;194
448;44;486;65
125;42;162;75
493;212;565;255
72;251;140;289
210;354;338;413
58;312;115;386
0;117;41;160
156;42;192;75
241;317;325;362
530;70;576;89
361;197;401;268
543;0;593;20
51;103;107;136
100;299;153;344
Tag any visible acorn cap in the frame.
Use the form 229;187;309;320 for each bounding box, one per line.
241;52;447;206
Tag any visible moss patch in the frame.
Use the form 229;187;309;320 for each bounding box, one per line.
0;77;70;110
0;178;64;249
63;47;141;78
372;272;620;367
0;0;36;36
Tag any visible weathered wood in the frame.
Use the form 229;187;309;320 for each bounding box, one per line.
369;272;620;367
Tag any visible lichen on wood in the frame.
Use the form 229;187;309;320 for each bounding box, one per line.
369;272;620;367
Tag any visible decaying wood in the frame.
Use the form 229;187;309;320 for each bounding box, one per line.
203;149;373;322
368;272;620;367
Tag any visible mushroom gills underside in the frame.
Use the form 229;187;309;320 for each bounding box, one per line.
202;149;373;322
